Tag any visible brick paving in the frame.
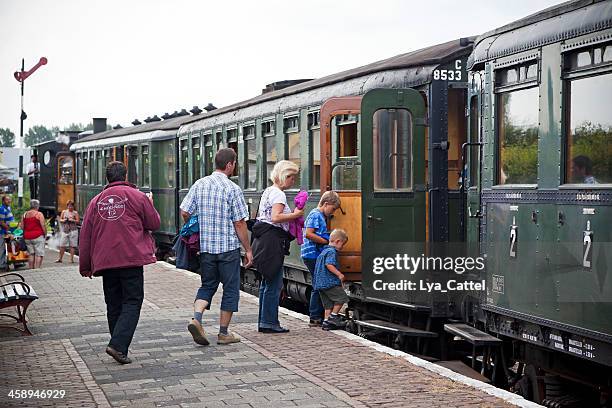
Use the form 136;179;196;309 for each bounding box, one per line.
0;255;531;407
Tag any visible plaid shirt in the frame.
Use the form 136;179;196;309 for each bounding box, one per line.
180;172;248;254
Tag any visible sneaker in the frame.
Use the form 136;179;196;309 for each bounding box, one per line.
217;332;241;345
258;327;289;333
105;346;132;364
308;319;322;327
328;315;347;327
321;320;338;331
187;319;210;346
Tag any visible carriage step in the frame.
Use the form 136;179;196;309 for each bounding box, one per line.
444;323;501;346
435;360;491;383
354;319;438;337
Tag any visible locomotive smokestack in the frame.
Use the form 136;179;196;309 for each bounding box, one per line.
93;117;107;134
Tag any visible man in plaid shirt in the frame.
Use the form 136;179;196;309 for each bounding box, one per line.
180;148;253;346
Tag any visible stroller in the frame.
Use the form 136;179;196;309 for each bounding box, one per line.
5;223;29;270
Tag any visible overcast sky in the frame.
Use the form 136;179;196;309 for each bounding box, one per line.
1;0;562;143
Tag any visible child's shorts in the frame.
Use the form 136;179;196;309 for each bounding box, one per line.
319;286;348;309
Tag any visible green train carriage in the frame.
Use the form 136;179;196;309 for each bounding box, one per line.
466;0;612;402
70;114;198;250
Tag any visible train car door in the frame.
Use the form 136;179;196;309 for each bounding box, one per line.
320;96;362;281
360;88;427;301
56;152;75;214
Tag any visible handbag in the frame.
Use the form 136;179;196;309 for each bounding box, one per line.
247;195;262;232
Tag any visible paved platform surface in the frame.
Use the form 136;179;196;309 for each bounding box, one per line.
0;255;533;408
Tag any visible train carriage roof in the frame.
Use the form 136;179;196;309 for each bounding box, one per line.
70;112;199;150
71;37;473;150
178;37;474;134
468;0;612;69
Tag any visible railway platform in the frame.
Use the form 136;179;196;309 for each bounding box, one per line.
0;257;540;408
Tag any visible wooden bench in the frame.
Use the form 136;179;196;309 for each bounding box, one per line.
0;273;38;336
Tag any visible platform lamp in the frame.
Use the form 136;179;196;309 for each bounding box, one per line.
13;57;47;207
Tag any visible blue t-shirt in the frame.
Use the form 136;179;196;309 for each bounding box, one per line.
0;204;14;236
313;246;341;290
301;208;329;259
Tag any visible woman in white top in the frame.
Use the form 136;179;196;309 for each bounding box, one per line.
254;160;303;333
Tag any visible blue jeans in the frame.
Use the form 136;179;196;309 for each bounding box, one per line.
0;236;6;269
102;267;144;355
303;258;324;321
258;266;284;329
196;249;241;312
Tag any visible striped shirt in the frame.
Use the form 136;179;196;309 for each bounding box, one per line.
0;204;14;236
180;172;248;254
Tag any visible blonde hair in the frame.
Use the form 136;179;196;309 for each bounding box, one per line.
330;228;348;243
270;160;299;185
319;191;341;208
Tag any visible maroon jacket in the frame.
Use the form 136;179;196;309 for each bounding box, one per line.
79;181;161;277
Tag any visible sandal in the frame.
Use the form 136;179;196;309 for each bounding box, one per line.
54;259;62;263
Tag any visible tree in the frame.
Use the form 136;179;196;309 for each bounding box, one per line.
24;125;55;146
0;128;15;147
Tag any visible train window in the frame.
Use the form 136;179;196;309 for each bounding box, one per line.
180;139;189;189
161;141;175;188
58;156;73;185
89;151;95;185
496;61;538;87
525;64;537;80
262;120;275;137
566;43;612;71
243;125;255;139
76;153;83;184
141;145;150;187
227;128;237;143
308;112;321;189
116;146;124;163
192;137;201;182
242;125;256;189
83;153;89;185
104;148;112;172
284;116;299;132
565;73;612;184
228;140;238;180
216;131;224;150
604;45;612;62
505;68;518;84
332;115;360;190
372;109;412;191
204;133;213;176
285;125;300;188
96;150;104;185
128;146;139;185
264;134;277;187
226;129;239;180
244;136;257;190
337;115;358;158
594;48;602;65
496;87;539;185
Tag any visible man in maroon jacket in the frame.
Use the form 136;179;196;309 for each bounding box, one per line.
79;161;161;364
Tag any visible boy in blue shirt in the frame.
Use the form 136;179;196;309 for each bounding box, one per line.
301;191;341;326
313;228;349;331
